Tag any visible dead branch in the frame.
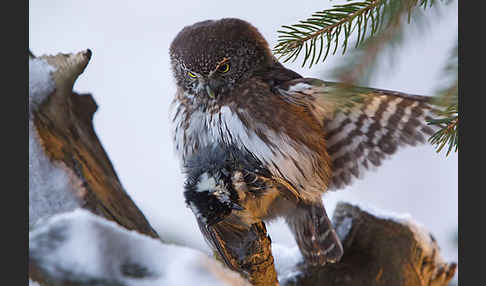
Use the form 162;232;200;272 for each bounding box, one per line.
29;50;158;238
28;50;456;286
29;50;160;285
278;202;457;286
209;221;278;286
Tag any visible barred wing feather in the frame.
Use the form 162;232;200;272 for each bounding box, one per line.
278;78;439;190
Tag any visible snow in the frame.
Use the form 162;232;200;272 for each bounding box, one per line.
346;201;414;222
271;244;303;284
29;58;82;229
29;209;249;286
29;121;82;228
28;279;41;286
29;58;56;114
335;216;353;241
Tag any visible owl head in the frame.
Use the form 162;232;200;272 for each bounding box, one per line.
169;18;274;102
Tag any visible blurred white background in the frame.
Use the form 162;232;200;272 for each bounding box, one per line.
29;0;457;263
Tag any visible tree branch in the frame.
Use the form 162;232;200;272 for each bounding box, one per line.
28;50;456;286
209;221;278;286
29;50;158;238
278;202;457;286
29;50;162;285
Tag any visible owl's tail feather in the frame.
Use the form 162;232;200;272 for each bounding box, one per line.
286;200;344;266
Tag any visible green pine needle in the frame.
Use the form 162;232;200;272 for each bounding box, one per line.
273;0;457;157
273;0;439;68
427;104;458;156
427;43;458;156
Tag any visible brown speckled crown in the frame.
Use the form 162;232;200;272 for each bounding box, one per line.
169;18;273;76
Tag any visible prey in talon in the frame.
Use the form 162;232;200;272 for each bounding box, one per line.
183;144;343;268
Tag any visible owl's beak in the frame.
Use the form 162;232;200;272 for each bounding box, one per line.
205;85;216;99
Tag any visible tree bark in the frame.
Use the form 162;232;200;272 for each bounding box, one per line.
28;50;456;286
209;221;278;286
208;201;456;286
29;50;160;285
29;50;158;238
278;202;457;286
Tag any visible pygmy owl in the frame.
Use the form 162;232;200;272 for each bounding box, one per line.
169;18;438;267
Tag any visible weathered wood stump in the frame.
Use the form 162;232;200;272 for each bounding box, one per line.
28;50;457;286
29;50;160;285
208;220;278;286
278;202;457;286
29;50;158;237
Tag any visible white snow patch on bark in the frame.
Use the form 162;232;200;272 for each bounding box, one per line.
272;244;303;284
335;216;353;241
29;119;82;228
29;58;56;114
29;57;81;228
29;209;249;286
29;279;41;286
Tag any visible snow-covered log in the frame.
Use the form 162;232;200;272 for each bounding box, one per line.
29;50;157;237
29;50;162;284
29;209;250;286
28;50;456;286
274;202;457;286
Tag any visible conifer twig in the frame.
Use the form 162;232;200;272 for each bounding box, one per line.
273;0;440;68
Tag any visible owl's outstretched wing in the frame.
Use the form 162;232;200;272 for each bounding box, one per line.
277;78;440;190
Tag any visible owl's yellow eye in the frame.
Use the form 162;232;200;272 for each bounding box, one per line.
187;71;197;79
218;63;230;73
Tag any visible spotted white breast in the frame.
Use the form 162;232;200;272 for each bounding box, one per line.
170;99;328;202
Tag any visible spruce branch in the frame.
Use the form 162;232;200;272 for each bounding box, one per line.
273;0;441;68
428;43;458;156
274;0;457;156
427;104;458;156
